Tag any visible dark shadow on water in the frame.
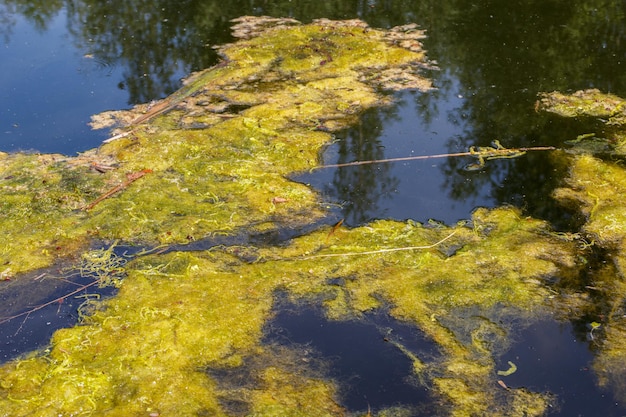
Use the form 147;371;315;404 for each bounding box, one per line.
262;297;441;414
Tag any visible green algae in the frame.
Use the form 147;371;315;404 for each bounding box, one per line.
553;154;626;252
538;88;626;409
0;207;580;416
538;90;626;270
538;89;626;120
0;16;458;417
538;89;626;155
552;153;626;408
6;18;626;417
0;17;432;277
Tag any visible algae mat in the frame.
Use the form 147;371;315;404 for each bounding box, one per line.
0;17;616;417
0;207;582;417
0;16;432;277
539;89;626;413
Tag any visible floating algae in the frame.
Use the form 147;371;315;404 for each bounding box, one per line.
0;17;433;277
538;89;626;155
1;18;615;417
539;89;626;409
0;206;581;416
496;361;517;377
552;153;626;408
541;90;626;265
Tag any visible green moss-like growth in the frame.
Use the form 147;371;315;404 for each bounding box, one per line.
552;153;626;408
6;19;619;417
0;17;432;277
538;89;626;120
553;154;626;256
538;89;626;155
0;207;578;416
264;207;573;417
592;276;626;409
539;89;626;409
0;152;102;274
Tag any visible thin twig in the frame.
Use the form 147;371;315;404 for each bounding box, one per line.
82;169;152;211
103;131;133;143
0;280;100;327
313;146;556;170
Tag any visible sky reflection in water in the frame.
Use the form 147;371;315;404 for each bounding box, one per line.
2;1;626;415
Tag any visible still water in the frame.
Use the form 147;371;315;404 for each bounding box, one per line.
2;1;626;415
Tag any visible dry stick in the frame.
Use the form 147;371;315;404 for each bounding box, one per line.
313;146;556;170
82;169;152;211
103;130;133;143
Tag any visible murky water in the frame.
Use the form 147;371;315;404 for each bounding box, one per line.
2;1;626;415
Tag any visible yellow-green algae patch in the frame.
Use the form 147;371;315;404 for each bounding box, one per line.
553;154;626;254
0;207;580;416
538;88;626;409
2;17;611;417
538;89;626;155
552;153;626;408
0;17;432;277
263;207;576;417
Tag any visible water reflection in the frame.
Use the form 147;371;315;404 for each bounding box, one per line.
0;0;62;38
0;0;417;106
263;299;440;414
64;1;228;104
503;319;623;417
4;0;626;149
323;107;400;225
5;0;626;103
3;1;626;413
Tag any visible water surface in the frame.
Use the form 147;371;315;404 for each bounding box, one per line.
2;1;626;415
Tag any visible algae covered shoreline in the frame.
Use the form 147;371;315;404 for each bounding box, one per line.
1;16;626;417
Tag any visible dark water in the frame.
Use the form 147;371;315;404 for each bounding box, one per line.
265;305;625;416
501;320;623;417
0;272;103;362
264;299;441;415
2;1;626;415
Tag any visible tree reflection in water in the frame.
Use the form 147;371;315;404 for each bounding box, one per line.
325;107;400;225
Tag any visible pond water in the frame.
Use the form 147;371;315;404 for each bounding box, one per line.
2;1;626;415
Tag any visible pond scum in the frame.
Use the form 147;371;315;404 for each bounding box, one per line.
1;17;626;417
539;88;626;412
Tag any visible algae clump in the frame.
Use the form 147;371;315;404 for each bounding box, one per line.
0;207;580;416
538;89;626;155
1;18;609;417
553;153;626;409
539;88;626;409
0;17;432;277
0;16;451;417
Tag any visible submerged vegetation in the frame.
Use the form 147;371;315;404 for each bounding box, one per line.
0;17;432;277
2;17;626;417
0;208;582;416
540;89;626;410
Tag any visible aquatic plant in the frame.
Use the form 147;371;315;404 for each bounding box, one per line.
1;18;618;417
0;207;579;416
540;88;626;409
0;17;432;277
553;154;626;408
538;89;626;155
